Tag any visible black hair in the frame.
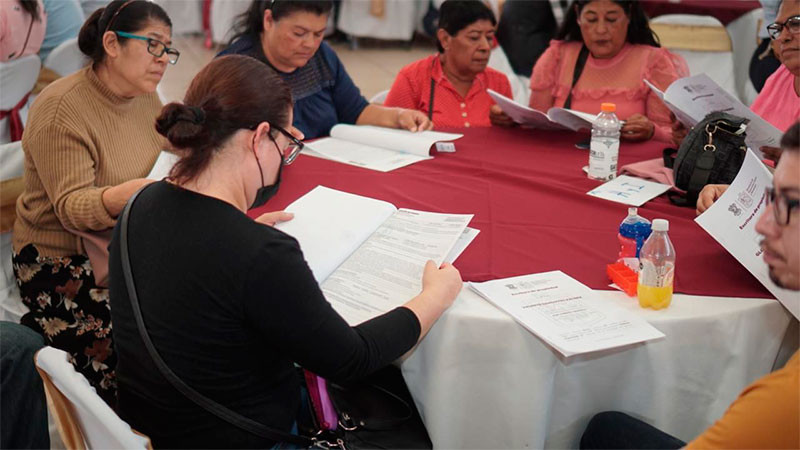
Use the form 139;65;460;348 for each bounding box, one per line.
436;0;497;52
77;0;172;65
782;122;800;151
556;0;660;48
229;0;333;45
18;0;41;22
156;55;293;183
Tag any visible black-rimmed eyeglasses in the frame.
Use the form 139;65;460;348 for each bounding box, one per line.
767;15;800;40
270;124;304;165
115;31;180;64
765;186;800;226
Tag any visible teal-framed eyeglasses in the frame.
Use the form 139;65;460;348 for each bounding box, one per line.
114;31;180;64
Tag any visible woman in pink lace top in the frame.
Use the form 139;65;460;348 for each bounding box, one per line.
529;0;686;143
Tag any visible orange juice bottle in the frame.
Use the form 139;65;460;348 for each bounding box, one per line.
637;219;675;310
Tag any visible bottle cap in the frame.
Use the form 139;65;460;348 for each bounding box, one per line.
652;219;669;231
601;103;616;112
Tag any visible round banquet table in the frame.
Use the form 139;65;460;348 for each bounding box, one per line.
250;127;794;449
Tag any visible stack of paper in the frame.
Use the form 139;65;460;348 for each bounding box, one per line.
470;271;665;357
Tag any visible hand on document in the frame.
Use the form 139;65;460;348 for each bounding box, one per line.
397;108;434;133
489;104;516;127
421;260;462;307
255;211;295;226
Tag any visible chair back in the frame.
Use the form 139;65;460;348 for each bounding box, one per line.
651;14;738;99
370;89;389;105
726;8;764;105
34;347;152;450
0;55;41;143
43;38;88;77
0;141;26;322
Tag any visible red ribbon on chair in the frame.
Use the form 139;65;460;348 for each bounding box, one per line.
0;92;31;142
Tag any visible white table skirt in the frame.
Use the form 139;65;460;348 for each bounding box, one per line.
401;286;793;449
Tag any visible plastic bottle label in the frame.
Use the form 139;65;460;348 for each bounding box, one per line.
588;137;619;181
638;260;674;288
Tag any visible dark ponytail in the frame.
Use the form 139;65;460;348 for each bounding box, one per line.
78;0;172;65
229;0;333;45
18;0;41;22
155;55;293;183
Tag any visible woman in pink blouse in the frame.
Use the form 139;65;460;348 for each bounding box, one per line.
0;0;46;61
529;0;686;142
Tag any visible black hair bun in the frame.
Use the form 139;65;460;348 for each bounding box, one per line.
155;103;210;149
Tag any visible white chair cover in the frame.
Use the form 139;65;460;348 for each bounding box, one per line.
370;89;389;104
35;346;150;450
651;14;738;100
337;0;424;41
210;0;250;45
726;8;764;106
488;46;530;105
153;0;203;36
43;37;89;77
0;55;41;144
0;141;26;323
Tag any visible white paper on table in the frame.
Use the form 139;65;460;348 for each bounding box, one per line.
587;175;672;206
305;125;463;172
275;185;396;282
695;150;799;320
646;74;781;157
322;209;473;325
147;151;180;180
488;89;595;132
470;271;665;357
444;227;480;264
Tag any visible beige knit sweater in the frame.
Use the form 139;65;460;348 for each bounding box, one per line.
13;66;163;257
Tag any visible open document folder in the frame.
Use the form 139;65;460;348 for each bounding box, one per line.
487;89;597;131
303;124;463;172
645;74;781;157
470;271;664;357
275;186;477;325
696;150;799;320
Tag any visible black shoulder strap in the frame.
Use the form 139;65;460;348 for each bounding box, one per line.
119;186;312;447
428;57;436;120
563;45;589;110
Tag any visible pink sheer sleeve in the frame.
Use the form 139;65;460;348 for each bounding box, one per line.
529;40;564;109
644;48;683;143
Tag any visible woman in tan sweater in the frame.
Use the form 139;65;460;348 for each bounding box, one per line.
12;0;177;403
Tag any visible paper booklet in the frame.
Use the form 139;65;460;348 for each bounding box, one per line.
695;150;799;320
644;74;781;157
587;175;672;207
470;271;665;357
147;151;180;180
488;89;597;131
303;124;463;172
275;185;475;325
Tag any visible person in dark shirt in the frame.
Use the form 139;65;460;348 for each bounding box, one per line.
108;54;462;449
217;0;433;139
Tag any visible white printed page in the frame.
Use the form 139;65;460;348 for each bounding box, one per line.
146;151;180;180
470;271;665;357
321;209;473;325
444;227;480;264
306;137;431;172
487;89;568;130
695;151;799;319
546;108;596;132
587;175;672;207
660;74;780;154
329;124;463;157
274;186;396;283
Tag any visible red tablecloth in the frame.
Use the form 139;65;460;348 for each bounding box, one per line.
642;0;762;26
250;127;771;299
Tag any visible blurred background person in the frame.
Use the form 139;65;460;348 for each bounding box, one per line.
496;0;566;77
529;0;686;142
219;0;431;139
1;0;47;61
384;0;512;128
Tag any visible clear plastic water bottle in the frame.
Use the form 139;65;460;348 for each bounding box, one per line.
588;103;621;181
618;207;652;268
637;219;676;310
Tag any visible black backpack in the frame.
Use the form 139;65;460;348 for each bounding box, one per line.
664;112;749;207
